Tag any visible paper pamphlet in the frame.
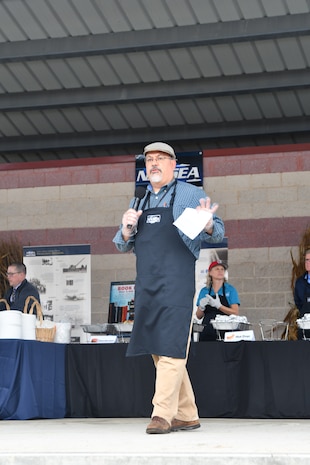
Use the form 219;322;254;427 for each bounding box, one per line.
173;208;212;240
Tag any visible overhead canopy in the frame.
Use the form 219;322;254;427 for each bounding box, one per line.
0;0;310;164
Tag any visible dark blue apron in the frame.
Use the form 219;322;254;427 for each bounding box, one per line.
200;284;230;341
126;183;196;358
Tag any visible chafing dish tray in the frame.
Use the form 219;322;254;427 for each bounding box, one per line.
81;323;133;334
210;316;250;331
296;314;310;330
193;322;206;333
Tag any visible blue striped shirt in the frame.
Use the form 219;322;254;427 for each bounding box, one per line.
113;180;225;259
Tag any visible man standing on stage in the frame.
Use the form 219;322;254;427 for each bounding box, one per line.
113;142;224;434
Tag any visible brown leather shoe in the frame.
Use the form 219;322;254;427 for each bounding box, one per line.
171;418;201;432
146;416;171;434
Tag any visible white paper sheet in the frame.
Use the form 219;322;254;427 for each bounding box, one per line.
173;207;212;240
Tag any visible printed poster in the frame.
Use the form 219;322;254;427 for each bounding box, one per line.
23;244;91;340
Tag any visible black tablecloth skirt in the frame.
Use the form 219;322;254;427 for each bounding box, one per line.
66;341;310;419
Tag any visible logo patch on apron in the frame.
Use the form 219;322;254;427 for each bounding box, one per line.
146;214;161;224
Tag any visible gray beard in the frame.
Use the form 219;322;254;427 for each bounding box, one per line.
149;173;162;183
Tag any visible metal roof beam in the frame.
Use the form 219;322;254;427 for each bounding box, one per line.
0;117;309;153
0;69;309;111
0;13;309;62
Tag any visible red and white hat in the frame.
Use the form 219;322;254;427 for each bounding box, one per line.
208;260;227;272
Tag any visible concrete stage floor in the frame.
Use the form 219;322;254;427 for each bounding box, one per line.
0;417;310;465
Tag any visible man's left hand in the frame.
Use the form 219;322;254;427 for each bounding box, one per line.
196;197;219;233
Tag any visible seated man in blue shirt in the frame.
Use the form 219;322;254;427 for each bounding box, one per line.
0;262;40;313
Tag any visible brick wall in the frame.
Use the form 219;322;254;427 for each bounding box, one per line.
0;145;309;339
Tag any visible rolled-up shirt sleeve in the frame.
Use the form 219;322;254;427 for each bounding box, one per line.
113;226;135;253
200;215;225;244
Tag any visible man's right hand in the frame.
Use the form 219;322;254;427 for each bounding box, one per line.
121;209;142;239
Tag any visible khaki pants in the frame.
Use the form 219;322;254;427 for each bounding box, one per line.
151;328;199;423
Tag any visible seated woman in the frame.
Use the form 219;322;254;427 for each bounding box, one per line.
196;260;240;341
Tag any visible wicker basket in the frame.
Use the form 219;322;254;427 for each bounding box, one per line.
35;325;56;342
24;296;56;343
0;298;10;310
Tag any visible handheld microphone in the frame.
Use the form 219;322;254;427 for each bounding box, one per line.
127;186;147;229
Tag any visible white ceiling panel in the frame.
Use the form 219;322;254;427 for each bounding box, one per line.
216;96;243;122
212;0;242;21
190;47;221;77
0;114;20;137
100;106;128;130
278;91;304;117
169;49;201;79
156;101;185;125
138;102;166;127
43;110;75;133
60;108;93;132
118;0;153;30
80;107;110;131
119;104;146;128
176;100;204;124
236;95;262;120
106;55;140;84
66;58;101;87
232;43;263;74
254;40;286;72
148;51;179;80
94;0;131;33
127;52;160;83
66;0;109;35
7;112;37;136
165;0;197;26
211;44;243;76
298;89;310;113
261;0;289;17
26;111;55;134
4;1;46;40
277;38;307;69
41;0;90;36
256;94;283;119
7;63;42;91
235;0;264;19
46;60;81;89
0;3;27;41
286;0;309;14
0;65;23;93
26;61;62;90
86;56;121;86
195;99;222;124
297;36;310;66
25;0;68;38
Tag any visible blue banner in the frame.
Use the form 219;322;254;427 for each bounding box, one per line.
135;150;203;188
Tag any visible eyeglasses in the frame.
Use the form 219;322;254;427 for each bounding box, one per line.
6;272;20;277
145;155;173;163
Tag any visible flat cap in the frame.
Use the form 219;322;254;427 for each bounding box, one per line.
143;142;176;159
